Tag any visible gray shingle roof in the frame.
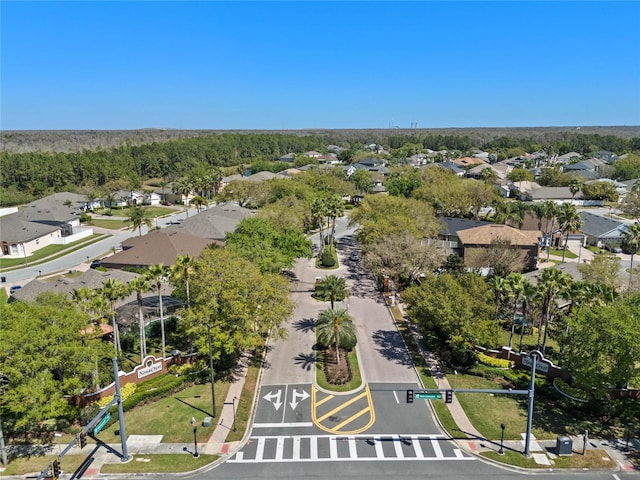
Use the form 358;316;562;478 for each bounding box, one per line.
165;203;253;241
579;211;628;239
0;212;60;243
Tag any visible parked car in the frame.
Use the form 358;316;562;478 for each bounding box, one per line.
9;285;22;295
90;259;103;269
350;251;360;262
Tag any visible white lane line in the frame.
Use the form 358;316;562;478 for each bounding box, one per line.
235;451;244;461
310;436;318;460
329;436;338;459
348;436;357;459
393;435;405;459
411;435;424;458
431;437;444;459
392;390;399;404
275;436;285;460
256;437;266;461
454;448;464;458
374;436;384;458
292;436;301;460
253;422;313;428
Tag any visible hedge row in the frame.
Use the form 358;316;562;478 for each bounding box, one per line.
477;352;514;369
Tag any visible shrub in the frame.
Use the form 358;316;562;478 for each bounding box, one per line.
477;352;514;369
97;382;137;408
321;250;336;267
79;212;92;223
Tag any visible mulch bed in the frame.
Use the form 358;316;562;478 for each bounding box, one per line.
323;347;352;384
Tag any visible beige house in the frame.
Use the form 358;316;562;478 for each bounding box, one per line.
457;224;541;272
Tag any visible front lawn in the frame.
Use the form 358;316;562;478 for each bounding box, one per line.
101;453;215;473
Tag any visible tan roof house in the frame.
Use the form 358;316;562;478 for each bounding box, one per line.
457;224;541;272
453;157;487;168
101;230;215;269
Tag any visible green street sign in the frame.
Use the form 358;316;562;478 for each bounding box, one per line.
416;392;442;400
93;412;111;435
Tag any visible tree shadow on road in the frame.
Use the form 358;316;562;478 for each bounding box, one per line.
292;317;316;333
294;352;317;371
372;329;413;366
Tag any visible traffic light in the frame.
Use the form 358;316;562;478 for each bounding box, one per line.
79;432;87;448
445;389;453;404
51;459;61;479
406;389;414;404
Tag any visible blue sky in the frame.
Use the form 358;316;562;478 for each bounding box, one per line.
2;1;639;130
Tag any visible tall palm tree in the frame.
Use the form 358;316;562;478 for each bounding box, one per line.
489;275;509;321
314;275;348;310
519;281;537;353
172;178;194;217
316;307;356;365
536;268;571;353
104;192;116;214
126;206;153;236
189;195;207;213
568;179;583;199
311;197;329;253
170;254;195;308
101;279;129;354
129;276;151;360
146;264;168;359
622;222;640;294
556;203;583;264
325;195;345;252
505;272;528;349
538;201;559;261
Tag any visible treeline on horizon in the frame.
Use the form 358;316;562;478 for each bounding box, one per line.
1;131;639;206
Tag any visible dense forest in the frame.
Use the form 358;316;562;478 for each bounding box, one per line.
1;129;639;206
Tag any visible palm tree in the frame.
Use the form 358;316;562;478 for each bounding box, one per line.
568;179;582;199
314;275;348;310
129;276;151;359
189;195;207;213
536;268;571;353
537;201;559;261
126;206;153;236
325;195;345;252
519;281;537;352
494;200;527;229
104;192;116;214
556;203;583;263
622;222;640;294
170;254;195;308
172;178;194;217
101;279;129;354
311;197;329;253
505;272;528;349
146;264;168;359
316;307;357;365
489;275;509;321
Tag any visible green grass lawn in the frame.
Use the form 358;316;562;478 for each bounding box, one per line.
142;206;180;217
0;288;7;305
496;329;559;356
101;454;215;473
89;218;131;229
0;234;108;270
101;383;230;443
0;452;87;477
481;448;614;469
548;248;577;259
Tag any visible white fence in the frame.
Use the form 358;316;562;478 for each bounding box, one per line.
52;227;93;245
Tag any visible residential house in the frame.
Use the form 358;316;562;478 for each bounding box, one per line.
555;152;582;164
456;224;541;272
584;178;628;197
0;192;93;258
303;151;323;159
423;217;493;251
166;202;254;242
108;190;161;207
452;157;486;169
523;187;594;205
563;158;608;180
278;153;296;163
424;161;465;177
101;230;214;270
579;211;629;249
466;162;512;180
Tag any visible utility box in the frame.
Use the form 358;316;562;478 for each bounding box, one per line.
555;436;573;455
202;416;212;427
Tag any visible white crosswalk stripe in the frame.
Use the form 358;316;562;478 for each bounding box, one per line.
228;434;476;463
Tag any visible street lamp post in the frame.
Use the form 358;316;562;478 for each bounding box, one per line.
453;370;458;392
191;418;199;458
232;396;237;432
207;323;216;418
499;423;506;455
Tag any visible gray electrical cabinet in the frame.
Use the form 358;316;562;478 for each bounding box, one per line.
556;436;573;455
